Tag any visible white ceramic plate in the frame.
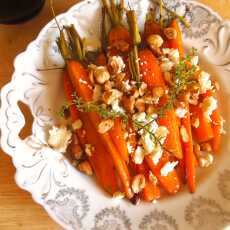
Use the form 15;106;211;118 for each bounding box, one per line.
1;0;230;229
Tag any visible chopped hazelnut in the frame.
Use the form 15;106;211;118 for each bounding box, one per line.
200;142;212;152
164;27;177;39
94;66;110;84
194;143;201;158
104;80;113;91
93;84;102;102
135;98;146;112
121;95;135;113
147;34;164;48
146;104;156;114
78;161;93;176
98;119;114;134
191;116;200;128
131;174;146;194
199;153;214;168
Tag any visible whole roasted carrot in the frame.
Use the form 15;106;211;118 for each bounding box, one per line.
144;19;163;38
158;110;183;159
63;73;118;194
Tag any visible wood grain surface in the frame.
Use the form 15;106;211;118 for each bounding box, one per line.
0;0;229;229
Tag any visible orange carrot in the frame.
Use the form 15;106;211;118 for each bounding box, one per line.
144;20;163;38
95;53;107;66
139;49;165;88
108;25;131;46
63;73;118;194
158;110;183;159
110;118;129;162
145;154;181;194
190;105;214;143
165;19;184;57
66;60;133;198
210;109;221;153
180;104;196;193
200;91;222;153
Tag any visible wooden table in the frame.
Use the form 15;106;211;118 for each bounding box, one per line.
0;1;229;229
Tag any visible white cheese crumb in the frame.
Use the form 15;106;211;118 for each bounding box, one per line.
132;112;146;124
160;161;178;177
108;56;125;74
175;107;187;118
201;96;218;122
160;58;174;72
142;132;155;153
190;55;199;66
127;142;134;154
198;71;213;94
180;125;189;143
122;80;132;92
48;125;72;153
133;146;145;164
162;48;180;63
151;146;163;165
192;118;200;128
111;99;125;113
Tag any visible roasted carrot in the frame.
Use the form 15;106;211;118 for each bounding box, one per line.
63;73;118;194
67;60;133;198
110;118;129;162
136;162;161;201
200;91;222;153
190;105;214;143
165;19;184;57
145;154;181;194
180;104;196;193
139;49;165;88
95;52;107;66
210;109;221;153
158;110;183;159
144;19;163;38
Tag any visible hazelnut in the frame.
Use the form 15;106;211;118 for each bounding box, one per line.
135;98;146;112
147;34;164;48
98;119;114;134
72;119;83;130
139;82;148;96
108;56;125;74
85;144;95;157
94;66;110;84
200;142;212;152
164;27;177;39
114;73;126;90
149;171;158;185
188;82;200;93
104;80;113;91
112;191;125;200
199;153;214;168
131;174;146;194
93;84;102;102
121;96;135;113
178;91;191;102
78;161;93;176
146;104;156;114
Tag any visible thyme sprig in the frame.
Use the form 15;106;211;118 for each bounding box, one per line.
133;120;174;155
72;93;129;123
158;52;197;117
